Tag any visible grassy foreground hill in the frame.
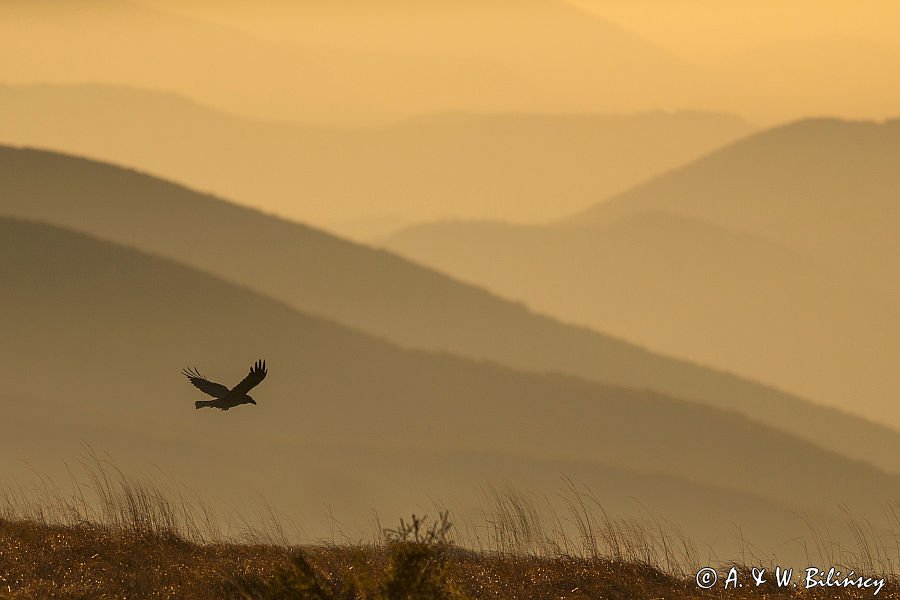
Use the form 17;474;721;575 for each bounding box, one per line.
1;462;896;600
2;146;900;477
0;523;892;600
0;507;895;599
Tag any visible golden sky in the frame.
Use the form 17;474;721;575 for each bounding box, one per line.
571;1;900;59
15;0;884;125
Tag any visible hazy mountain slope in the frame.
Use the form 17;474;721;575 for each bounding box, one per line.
552;117;900;414
569;118;900;285
0;84;753;229
382;214;900;421
3;146;900;476
0;397;839;565
1;216;894;560
0;0;700;125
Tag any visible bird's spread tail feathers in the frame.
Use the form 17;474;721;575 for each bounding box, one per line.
195;400;214;410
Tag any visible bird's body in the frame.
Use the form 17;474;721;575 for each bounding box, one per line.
183;360;267;411
194;394;256;411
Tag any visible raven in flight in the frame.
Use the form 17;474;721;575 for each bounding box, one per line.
183;360;267;410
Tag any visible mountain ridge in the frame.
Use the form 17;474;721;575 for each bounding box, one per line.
3;145;900;476
3;214;897;520
0;83;754;229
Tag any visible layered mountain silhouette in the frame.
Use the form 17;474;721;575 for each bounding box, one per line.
0;0;702;125
0;84;753;230
570;118;900;284
383;119;900;422
3;145;900;476
2;215;896;560
4;2;895;127
141;1;900;123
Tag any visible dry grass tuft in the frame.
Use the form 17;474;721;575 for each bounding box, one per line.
0;459;897;598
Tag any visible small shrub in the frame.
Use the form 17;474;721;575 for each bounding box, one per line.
267;550;338;600
267;513;468;600
381;512;467;600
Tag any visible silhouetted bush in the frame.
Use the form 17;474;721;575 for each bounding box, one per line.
267;512;468;600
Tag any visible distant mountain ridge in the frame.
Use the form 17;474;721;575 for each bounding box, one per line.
383;118;900;423
0;0;705;125
0;84;754;230
569;118;900;279
3;145;900;476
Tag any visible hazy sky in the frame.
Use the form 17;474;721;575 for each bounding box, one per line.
147;0;900;53
5;0;895;125
572;1;900;59
138;0;900;123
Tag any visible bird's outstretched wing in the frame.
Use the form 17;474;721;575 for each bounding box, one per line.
182;367;230;398
231;359;267;396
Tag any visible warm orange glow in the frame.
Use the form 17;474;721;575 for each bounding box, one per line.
3;1;900;570
2;1;897;125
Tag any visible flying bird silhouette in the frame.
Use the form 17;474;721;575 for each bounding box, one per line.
183;360;267;411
